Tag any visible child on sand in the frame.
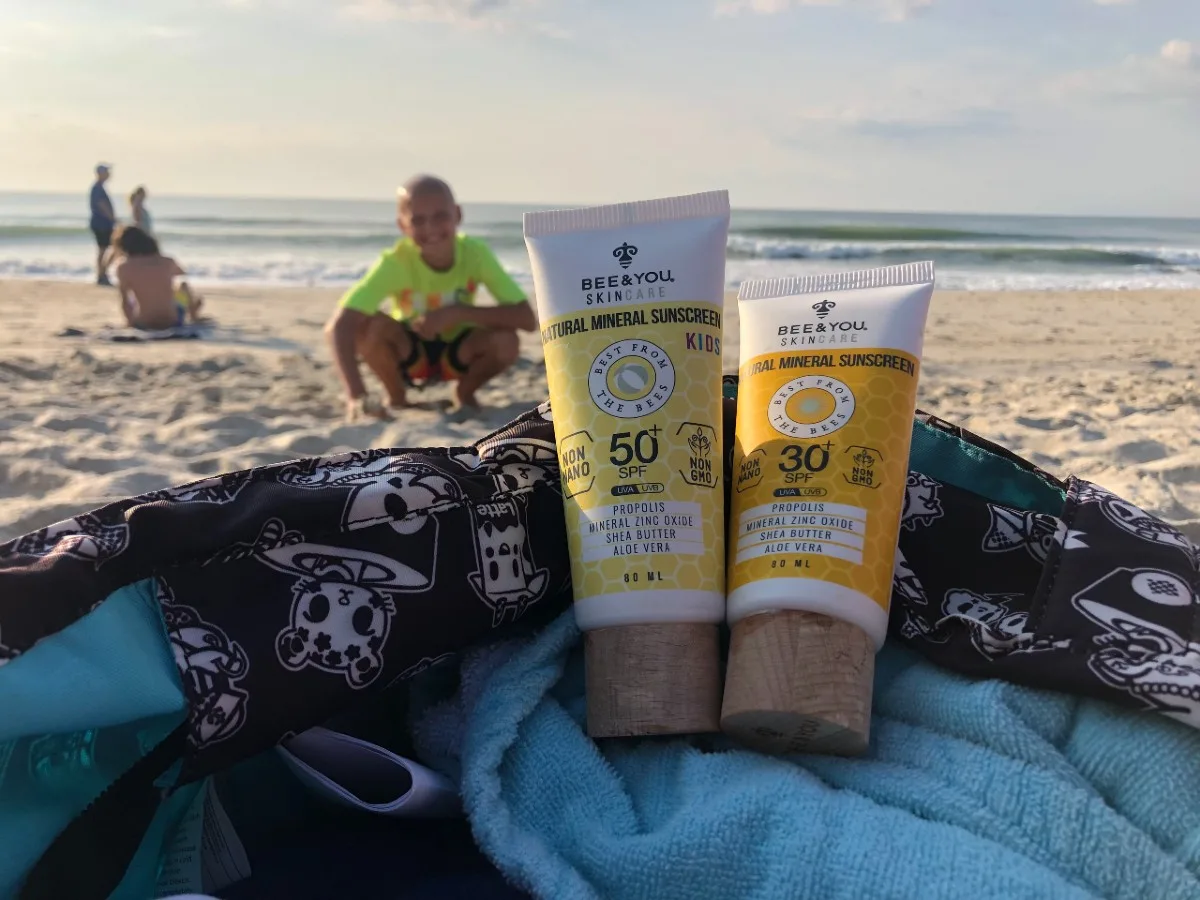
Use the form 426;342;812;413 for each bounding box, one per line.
325;175;537;422
113;225;202;330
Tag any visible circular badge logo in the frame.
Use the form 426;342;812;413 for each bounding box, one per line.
588;340;675;418
1130;570;1192;606
769;375;856;437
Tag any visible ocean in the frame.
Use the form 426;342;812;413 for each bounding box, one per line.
3;191;1200;292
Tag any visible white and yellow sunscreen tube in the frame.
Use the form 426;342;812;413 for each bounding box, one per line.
721;261;935;756
524;191;730;738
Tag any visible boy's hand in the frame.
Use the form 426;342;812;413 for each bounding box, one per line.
411;305;466;340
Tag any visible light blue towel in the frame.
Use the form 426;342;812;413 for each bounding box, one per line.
416;611;1200;899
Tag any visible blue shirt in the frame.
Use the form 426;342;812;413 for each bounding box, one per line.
90;182;114;230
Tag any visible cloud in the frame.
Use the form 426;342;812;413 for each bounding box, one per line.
715;0;934;22
1093;0;1136;5
334;0;569;36
341;0;519;26
1161;39;1196;68
1051;39;1200;103
792;104;1012;140
772;59;1019;145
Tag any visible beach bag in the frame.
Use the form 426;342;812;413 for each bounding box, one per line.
2;385;1198;898
0;405;573;899
894;408;1200;725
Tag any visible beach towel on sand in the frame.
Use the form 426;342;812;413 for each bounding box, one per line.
411;610;1200;900
56;323;211;342
1;387;1198;898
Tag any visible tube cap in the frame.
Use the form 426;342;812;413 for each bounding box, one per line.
585;623;721;738
720;610;874;756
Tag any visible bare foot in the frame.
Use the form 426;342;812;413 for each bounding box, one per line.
445;396;483;422
390;395;453;413
346;395;390;423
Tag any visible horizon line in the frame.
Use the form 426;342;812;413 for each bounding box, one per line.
1;188;1198;225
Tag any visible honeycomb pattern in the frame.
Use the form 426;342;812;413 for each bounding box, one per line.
543;301;725;603
727;349;921;612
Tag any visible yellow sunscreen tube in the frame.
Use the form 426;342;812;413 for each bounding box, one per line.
721;261;935;756
524;191;730;738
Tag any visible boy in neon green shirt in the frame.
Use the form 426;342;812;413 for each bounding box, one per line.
326;175;537;421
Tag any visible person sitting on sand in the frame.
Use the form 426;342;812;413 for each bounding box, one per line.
325;174;537;421
112;225;203;330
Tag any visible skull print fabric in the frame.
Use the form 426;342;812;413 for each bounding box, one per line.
0;404;571;783
1;391;1198;790
893;417;1200;731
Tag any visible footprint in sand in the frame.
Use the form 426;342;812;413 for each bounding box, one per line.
1112;440;1170;465
0;360;54;382
1148;461;1200;485
186;458;223;476
34;412;111;434
60;455;143;475
0;462;70;499
282;434;336;456
1015;415;1078;431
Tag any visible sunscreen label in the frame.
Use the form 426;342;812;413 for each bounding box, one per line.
728;349;920;610
541;300;724;603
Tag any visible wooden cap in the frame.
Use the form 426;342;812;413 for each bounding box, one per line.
585;623;722;738
720;610;874;757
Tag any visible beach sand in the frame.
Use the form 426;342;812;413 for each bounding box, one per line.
0;280;1197;543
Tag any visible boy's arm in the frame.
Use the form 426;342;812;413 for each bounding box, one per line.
325;253;399;400
448;302;537;332
413;241;536;338
327;309;371;399
476;241;536;329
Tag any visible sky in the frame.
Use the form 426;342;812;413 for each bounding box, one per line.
1;0;1198;216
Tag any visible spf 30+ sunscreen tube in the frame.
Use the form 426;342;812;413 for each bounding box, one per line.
721;261;935;756
523;192;730;738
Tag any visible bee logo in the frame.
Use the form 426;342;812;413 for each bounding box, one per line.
613;242;638;269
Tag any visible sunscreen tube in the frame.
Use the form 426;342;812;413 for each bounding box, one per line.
524;192;730;738
721;261;935;756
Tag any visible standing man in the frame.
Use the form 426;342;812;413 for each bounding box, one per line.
89;164;116;286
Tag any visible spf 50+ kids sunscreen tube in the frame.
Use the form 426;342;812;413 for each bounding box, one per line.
524;191;730;738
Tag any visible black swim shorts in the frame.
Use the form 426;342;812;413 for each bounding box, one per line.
91;225;113;250
397;324;473;384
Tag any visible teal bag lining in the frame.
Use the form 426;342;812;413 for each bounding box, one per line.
908;419;1066;515
0;578;186;900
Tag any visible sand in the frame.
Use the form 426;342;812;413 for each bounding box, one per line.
0;281;1197;543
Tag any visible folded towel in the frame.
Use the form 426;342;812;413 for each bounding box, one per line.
415;611;1200;899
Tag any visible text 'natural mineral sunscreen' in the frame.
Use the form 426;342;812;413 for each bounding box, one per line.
524;192;730;738
721;261;935;756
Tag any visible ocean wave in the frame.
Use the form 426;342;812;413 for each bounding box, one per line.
724;235;1200;268
0;225;86;239
733;224;1039;242
8;220;1194;270
0;220;528;247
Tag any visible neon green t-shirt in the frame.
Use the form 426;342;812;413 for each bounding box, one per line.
339;234;527;341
